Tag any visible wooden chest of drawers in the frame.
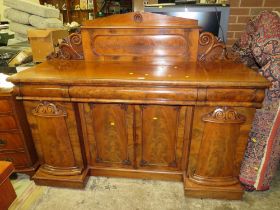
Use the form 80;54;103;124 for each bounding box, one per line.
0;88;38;175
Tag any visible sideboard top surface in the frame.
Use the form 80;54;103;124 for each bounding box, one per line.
8;60;269;88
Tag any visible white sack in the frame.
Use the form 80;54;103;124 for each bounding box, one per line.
29;15;63;29
4;8;31;25
9;22;35;35
4;0;59;18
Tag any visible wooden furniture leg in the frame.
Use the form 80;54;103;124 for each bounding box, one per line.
0;161;17;210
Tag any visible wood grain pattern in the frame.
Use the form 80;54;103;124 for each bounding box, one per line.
0;99;13;113
93;35;188;57
0;161;16;210
87;104;133;168
187;106;256;177
24;101;85;177
136;105;182;171
0;132;24;151
0;94;38;176
82;29;199;63
80;12;199;63
8;61;269;89
185;106;256;198
80;104;190;177
0;152;29;167
47;30;229;63
190;107;246;186
0;115;17;131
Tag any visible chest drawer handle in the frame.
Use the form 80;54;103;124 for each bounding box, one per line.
0;139;7;146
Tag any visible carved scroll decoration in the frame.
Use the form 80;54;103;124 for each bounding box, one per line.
202;107;246;124
47;30;84;60
32;101;67;117
198;32;230;62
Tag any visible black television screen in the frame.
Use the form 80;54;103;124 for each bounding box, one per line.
145;5;229;42
155;11;221;37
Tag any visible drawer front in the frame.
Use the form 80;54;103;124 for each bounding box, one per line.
0;99;13;113
0;152;29;167
20;85;69;98
0;115;18;130
70;86;197;102
0;132;24;151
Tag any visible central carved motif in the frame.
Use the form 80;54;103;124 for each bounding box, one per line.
32;101;67;117
134;13;143;23
203;107;246;124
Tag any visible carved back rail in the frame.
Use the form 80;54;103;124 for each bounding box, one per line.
48;12;229;62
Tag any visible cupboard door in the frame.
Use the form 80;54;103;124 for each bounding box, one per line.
136;105;186;171
24;101;84;176
84;104;133;168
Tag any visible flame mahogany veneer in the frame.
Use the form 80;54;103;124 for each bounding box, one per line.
8;12;270;200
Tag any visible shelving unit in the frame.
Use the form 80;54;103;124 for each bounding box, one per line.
40;0;132;23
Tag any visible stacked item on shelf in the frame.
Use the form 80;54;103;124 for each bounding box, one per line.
4;0;63;42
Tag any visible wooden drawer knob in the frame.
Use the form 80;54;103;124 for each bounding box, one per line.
0;139;7;147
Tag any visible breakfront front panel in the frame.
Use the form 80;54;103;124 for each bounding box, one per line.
81;103;191;172
82;103;134;168
135;105;189;171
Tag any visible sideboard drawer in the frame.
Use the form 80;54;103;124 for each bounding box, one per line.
0;152;29;167
0;132;24;151
0;116;18;130
20;85;69;98
0;99;13;113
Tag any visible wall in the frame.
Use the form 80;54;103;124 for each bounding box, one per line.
227;0;280;47
144;0;280;47
0;0;40;21
133;0;145;11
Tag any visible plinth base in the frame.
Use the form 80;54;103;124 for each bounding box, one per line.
184;177;244;200
33;167;89;189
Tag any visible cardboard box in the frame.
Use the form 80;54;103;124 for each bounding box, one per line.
80;0;88;10
28;29;68;62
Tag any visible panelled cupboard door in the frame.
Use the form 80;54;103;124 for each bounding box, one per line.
23;101;84;176
83;104;134;168
135;105;188;171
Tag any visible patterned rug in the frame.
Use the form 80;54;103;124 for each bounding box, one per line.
9;170;280;210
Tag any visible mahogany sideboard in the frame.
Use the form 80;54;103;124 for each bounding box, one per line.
8;12;270;200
